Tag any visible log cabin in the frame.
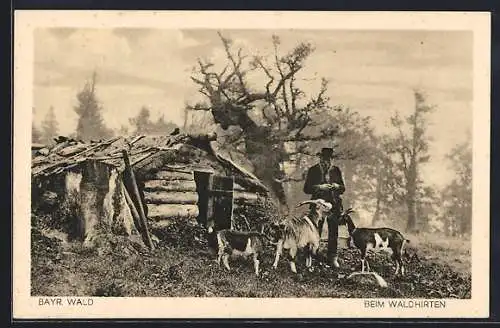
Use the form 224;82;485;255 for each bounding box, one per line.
31;131;270;248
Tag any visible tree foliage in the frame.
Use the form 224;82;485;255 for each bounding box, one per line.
129;107;178;136
32;123;42;143
440;139;472;236
41;106;59;144
74;72;114;141
383;91;434;232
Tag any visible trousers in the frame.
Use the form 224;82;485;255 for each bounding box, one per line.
324;200;342;262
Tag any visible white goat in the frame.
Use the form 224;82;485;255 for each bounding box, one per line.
269;198;332;273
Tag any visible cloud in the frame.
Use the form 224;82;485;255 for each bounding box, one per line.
35;60;184;94
32;28;473;187
112;28;152;46
35;28;133;73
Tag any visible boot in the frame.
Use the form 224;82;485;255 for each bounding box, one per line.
332;256;340;268
327;255;340;268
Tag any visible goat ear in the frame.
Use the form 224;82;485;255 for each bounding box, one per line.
322;201;333;210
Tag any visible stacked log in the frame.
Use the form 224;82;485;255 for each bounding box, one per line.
144;169;199;225
142;167;263;226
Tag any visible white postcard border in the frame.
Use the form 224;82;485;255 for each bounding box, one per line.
13;10;491;319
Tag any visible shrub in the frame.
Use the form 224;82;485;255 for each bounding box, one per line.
93;281;125;297
233;196;280;231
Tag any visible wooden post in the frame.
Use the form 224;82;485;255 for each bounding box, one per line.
122;150;154;250
206;174;214;228
121;180;144;235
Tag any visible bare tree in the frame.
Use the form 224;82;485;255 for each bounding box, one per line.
189;32;348;211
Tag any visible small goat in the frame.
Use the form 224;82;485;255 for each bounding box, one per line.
269;198;332;273
210;229;268;276
339;208;410;276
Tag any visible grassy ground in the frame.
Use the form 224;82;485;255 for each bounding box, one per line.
31;217;471;299
403;231;471;275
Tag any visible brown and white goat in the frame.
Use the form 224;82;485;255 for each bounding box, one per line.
339;208;410;276
211;229;268;276
269;198;332;273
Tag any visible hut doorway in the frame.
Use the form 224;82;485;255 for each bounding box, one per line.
194;171;234;231
194;170;211;227
211;175;234;230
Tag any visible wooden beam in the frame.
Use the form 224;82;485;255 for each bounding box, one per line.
147;204;199;219
143;191;198;205
122;150;154;250
143;179;197;192
152;170;194;180
121;180;144;236
234;191;259;201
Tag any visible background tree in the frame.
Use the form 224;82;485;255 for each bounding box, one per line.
41;106;59;144
117;125;130;136
440;139;472;236
182;104;216;134
189;32;371;211
415;184;439;232
32;123;42;143
32;107;42;143
129;107;178;136
384;90;434;232
74;72;114;141
370;135;405;225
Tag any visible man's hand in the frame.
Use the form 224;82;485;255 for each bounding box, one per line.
315;183;340;191
330;183;341;190
315;184;331;191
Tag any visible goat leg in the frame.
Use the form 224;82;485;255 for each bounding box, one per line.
217;252;223;267
272;241;283;269
253;254;260;276
289;248;298;273
361;249;368;272
305;244;312;268
222;254;231;271
306;255;311;268
307;256;314;272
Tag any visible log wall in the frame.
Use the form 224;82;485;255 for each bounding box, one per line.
142;167;262;227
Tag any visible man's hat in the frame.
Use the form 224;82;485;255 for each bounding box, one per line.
317;147;335;158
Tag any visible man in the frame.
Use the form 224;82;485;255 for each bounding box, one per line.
303;147;345;268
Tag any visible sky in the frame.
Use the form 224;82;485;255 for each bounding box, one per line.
33;28;473;188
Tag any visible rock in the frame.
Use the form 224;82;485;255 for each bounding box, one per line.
346;271;389;288
41;228;68;243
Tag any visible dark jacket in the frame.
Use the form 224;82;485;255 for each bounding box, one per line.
303;163;345;207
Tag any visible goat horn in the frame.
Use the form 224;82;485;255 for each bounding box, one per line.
296;200;316;207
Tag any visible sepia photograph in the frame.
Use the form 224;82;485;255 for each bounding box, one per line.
13;11;490;319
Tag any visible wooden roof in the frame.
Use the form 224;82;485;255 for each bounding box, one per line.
31;132;269;194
